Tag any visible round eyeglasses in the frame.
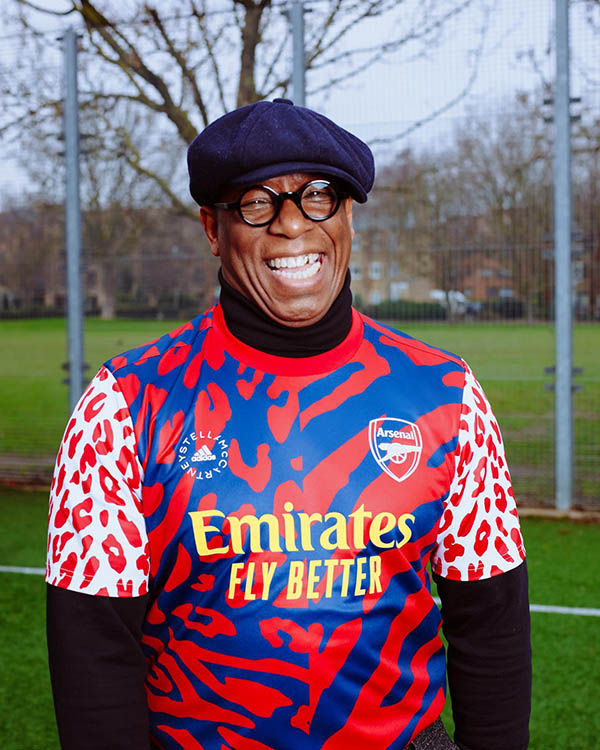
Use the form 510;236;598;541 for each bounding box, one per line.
211;179;346;227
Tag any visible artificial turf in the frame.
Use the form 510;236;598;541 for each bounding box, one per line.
1;486;598;749
1;318;599;506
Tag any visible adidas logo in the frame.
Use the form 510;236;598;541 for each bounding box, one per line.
191;444;216;463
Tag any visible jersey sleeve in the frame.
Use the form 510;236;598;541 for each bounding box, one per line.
431;363;526;581
46;366;149;597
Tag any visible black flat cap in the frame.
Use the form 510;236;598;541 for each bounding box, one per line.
187;98;375;205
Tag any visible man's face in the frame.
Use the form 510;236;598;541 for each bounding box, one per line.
200;172;354;328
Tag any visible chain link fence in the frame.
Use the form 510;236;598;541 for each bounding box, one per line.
0;0;598;509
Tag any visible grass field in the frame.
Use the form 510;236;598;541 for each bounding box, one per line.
1;317;598;505
1;485;599;749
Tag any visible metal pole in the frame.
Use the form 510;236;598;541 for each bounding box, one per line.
290;0;306;106
64;28;84;412
554;0;573;511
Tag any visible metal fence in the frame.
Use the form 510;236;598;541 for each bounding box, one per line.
1;244;598;510
0;0;598;509
353;242;599;511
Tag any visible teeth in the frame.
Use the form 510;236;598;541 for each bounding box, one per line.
267;253;321;279
266;253;321;278
277;263;321;280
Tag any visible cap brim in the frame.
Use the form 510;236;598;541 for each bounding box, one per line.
230;161;368;203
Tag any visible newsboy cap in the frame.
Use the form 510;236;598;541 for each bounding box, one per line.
187;98;375;205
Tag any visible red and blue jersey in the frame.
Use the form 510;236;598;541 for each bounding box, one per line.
47;305;525;749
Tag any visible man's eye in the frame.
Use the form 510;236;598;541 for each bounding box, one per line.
241;198;271;208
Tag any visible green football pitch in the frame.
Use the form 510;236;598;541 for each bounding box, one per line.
1;317;599;504
1;485;599;749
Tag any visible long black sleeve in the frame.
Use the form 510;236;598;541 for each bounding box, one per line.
433;561;531;750
47;584;151;750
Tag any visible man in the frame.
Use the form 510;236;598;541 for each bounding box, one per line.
46;98;531;750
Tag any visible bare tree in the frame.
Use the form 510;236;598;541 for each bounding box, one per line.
0;201;64;310
580;0;600;30
355;92;560;317
448;94;552;243
1;0;486;214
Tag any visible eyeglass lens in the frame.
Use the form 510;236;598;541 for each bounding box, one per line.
239;181;338;225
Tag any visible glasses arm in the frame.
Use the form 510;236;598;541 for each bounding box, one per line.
211;201;239;210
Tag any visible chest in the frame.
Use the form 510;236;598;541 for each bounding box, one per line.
135;346;462;596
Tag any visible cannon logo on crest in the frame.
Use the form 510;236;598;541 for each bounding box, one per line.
368;418;422;483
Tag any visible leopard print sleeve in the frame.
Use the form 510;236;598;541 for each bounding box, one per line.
431;363;525;581
46;366;149;597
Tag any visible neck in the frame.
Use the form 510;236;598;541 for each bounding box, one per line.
218;270;353;357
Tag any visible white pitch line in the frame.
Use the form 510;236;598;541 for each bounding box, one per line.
1;567;599;616
529;603;600;617
0;565;45;576
432;596;600;617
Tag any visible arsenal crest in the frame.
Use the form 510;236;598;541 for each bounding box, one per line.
368;418;422;483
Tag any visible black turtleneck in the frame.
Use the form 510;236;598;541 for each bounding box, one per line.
218;268;353;357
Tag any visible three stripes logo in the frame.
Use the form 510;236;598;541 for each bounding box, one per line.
191;445;216;463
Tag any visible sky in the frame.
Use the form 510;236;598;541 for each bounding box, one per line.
319;0;597;154
0;0;598;202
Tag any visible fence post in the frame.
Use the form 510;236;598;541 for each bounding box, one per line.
63;27;85;413
290;0;306;106
554;0;573;511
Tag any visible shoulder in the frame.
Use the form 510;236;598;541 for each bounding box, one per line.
358;311;467;371
102;308;216;379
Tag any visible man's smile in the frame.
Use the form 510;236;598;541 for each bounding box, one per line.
265;252;323;279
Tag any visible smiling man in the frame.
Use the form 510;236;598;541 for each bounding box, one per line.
46;99;531;750
201;172;354;327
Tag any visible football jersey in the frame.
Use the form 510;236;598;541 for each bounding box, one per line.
46;305;525;750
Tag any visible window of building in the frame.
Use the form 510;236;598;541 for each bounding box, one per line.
389;281;408;301
404;210;416;229
350;262;362;280
368;261;383;280
369;289;382;305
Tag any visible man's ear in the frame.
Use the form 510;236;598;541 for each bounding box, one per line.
200;207;220;257
344;197;355;241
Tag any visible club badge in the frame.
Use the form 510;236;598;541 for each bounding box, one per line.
368;417;422;483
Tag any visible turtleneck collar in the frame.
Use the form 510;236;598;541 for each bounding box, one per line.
218;269;353;357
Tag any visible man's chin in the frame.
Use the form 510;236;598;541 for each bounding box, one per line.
264;300;329;328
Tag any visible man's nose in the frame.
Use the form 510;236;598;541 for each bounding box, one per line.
269;196;311;236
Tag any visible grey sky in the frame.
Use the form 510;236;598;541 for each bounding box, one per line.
0;0;597;200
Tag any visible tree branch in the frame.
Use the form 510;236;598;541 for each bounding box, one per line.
119;130;198;218
192;1;229;117
144;4;209;126
15;0;75;16
369;2;490;144
76;0;197;142
308;0;474;72
81;38;171;116
235;0;271;107
258;24;289;97
305;0;410;69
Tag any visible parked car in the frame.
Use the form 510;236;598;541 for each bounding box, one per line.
428;289;469;316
